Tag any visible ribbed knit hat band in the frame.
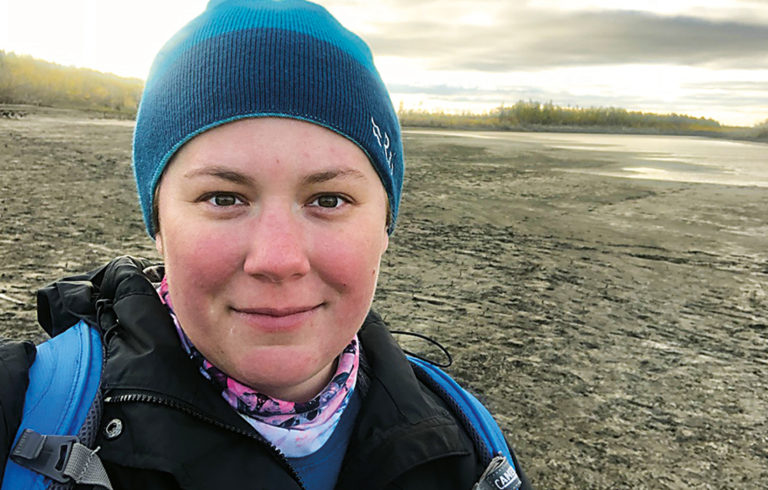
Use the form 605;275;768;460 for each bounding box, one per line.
132;0;403;237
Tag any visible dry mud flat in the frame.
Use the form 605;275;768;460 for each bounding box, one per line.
2;107;767;488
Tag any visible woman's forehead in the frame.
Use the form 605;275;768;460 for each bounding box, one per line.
180;118;366;158
166;118;379;184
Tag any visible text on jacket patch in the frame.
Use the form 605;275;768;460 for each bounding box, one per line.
495;465;521;489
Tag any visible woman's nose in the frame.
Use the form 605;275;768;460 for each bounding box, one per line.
242;206;311;282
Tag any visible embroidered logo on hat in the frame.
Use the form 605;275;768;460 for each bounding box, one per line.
370;116;394;171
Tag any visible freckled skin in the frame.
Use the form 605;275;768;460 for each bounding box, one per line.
154;118;389;402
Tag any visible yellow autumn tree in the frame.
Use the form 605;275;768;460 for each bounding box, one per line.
0;50;143;116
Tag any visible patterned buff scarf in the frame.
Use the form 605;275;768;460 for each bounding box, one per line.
157;277;359;457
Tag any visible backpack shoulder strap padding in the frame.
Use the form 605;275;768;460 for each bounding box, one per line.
407;355;512;462
407;356;522;490
2;320;108;489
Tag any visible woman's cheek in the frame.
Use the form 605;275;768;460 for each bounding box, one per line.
168;226;243;288
315;233;382;293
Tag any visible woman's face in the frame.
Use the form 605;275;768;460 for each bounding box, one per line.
155;117;389;402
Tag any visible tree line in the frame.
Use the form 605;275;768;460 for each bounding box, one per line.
1;51;765;141
398;101;768;141
0;51;143;115
496;101;723;130
398;100;725;133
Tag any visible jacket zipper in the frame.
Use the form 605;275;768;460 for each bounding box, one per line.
104;392;306;490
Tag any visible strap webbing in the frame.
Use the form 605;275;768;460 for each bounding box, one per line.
63;442;113;490
10;429;113;490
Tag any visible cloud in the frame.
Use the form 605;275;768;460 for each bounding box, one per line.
364;8;768;71
386;82;559;103
386;84;502;96
389;81;650;106
389;78;768;106
683;80;768;92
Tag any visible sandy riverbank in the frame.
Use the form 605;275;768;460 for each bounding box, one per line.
1;106;766;488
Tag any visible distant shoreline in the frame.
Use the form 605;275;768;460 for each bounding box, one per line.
3;103;766;144
401;122;768;144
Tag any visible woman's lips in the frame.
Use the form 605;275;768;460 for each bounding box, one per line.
231;304;322;332
237;305;318;316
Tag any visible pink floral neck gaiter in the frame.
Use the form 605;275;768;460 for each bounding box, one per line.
157;276;359;457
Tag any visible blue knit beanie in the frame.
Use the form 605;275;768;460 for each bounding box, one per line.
133;0;403;237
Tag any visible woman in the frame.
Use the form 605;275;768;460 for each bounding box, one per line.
0;0;530;488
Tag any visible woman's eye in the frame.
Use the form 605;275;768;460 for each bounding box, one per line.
312;195;345;208
207;194;242;207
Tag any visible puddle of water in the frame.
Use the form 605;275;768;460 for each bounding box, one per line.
408;129;768;187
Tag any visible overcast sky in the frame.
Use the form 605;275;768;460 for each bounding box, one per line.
2;0;767;126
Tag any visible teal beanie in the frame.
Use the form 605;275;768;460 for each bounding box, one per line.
132;0;403;237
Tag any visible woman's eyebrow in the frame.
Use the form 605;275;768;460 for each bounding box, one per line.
302;168;367;185
183;166;254;186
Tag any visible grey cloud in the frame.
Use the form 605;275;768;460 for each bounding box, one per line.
365;9;768;70
681;80;768;108
389;82;649;106
386;82;555;103
386;83;504;96
682;92;768;106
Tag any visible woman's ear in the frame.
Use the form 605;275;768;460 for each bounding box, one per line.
155;231;164;257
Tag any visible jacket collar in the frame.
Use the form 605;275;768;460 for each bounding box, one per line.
338;310;472;487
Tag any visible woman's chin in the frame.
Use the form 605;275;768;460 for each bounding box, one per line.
230;347;335;402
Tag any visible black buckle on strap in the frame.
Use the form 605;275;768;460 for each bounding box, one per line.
11;428;78;483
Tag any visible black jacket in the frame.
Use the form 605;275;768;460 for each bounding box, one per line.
1;257;531;489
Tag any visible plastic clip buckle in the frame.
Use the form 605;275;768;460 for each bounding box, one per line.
10;428;78;483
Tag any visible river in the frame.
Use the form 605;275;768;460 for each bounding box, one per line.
405;129;768;187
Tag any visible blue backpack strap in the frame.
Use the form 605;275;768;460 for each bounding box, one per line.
408;355;523;490
2;320;109;490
